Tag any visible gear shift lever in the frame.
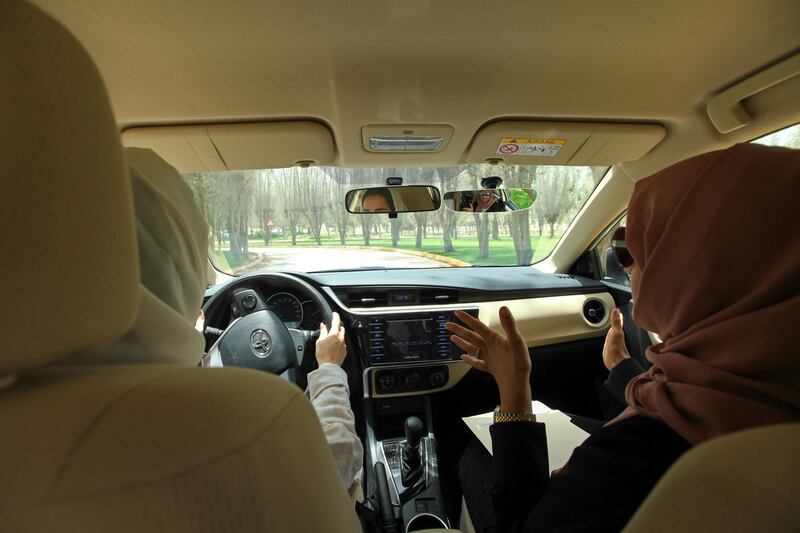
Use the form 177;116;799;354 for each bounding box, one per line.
401;416;424;486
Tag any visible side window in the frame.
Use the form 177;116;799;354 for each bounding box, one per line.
595;216;628;286
751;123;800;149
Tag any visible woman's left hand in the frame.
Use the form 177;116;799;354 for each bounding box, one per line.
445;307;532;414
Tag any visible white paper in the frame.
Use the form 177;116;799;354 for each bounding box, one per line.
462;401;590;473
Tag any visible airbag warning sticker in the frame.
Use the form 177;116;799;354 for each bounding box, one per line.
496;138;566;157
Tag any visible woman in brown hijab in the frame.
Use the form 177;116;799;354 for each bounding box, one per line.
450;143;800;532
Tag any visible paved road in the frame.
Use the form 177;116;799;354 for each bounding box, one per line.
248;246;452;271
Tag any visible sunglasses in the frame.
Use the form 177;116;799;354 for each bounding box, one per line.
611;226;634;268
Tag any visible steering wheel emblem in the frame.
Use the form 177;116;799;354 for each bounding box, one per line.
250;329;273;358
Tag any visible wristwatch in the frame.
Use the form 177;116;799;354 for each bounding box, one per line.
493;406;537;424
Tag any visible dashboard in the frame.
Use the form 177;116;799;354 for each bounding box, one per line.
203;266;615;398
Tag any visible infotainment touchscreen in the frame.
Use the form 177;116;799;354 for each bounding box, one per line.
364;309;479;365
385;318;436;357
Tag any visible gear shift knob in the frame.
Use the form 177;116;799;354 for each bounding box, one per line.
404;416;424;450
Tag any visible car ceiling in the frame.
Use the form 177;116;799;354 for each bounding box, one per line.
31;0;800;179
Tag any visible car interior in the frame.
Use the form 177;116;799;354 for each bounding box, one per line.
2;0;799;531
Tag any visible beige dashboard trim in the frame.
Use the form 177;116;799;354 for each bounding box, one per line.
476;293;613;348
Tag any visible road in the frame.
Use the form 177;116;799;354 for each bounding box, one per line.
248;246;454;271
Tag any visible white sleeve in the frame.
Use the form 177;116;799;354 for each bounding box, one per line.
307;363;364;491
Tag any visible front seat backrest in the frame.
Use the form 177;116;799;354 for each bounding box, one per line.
0;0;139;377
623;423;800;532
0;2;360;531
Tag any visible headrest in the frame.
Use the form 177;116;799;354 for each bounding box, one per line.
72;149;210;366
127;147;210;320
0;1;138;375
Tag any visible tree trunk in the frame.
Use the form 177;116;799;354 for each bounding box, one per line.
415;224;423;248
492;215;500;240
391;219;400;247
509;210;534;265
473;213;490;259
362;221;371;245
441;211;455;253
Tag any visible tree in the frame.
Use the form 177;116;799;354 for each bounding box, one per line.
412;211;428;248
253;171;274;245
491;214;500;240
275;167;304;245
320;167;352;245
215;171;255;256
433;167;463;253
296;168;329;245
473;212;490;258
535;166;577;237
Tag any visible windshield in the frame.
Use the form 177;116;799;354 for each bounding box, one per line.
182;164;607;274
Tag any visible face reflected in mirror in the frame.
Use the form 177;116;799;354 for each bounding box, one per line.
443;188;537;213
346;186;442;214
361;189;395;213
475;190;500;211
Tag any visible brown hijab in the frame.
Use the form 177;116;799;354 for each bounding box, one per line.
619;142;800;444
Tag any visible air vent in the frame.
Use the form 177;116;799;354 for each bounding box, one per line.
583;299;606;324
420;289;459;305
345;291;389;308
555;274;572;280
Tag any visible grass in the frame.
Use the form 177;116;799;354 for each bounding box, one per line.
219;233;562;267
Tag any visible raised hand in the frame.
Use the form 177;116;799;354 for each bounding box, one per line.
602;308;631;371
316;312;348;366
445;307;532;414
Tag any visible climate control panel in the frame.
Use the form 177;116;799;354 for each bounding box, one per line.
374;365;449;395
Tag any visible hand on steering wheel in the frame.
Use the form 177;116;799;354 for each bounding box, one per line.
316;312;347;366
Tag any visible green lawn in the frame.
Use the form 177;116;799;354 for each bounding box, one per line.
221;233;562;267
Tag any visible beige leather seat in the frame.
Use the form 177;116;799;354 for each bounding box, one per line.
0;1;359;531
624;423;800;532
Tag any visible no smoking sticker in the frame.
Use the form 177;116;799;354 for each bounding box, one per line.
496;138;566;157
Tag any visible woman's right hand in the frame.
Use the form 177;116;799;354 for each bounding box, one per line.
445;307;533;413
316;312;347;366
602;308;631;371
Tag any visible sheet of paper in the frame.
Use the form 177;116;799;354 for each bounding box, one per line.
462;401;590;473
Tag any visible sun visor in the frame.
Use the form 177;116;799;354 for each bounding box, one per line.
466;121;665;165
122;121;336;171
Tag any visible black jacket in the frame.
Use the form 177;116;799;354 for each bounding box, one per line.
491;415;689;532
603;357;646;405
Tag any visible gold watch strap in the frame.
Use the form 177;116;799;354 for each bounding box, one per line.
493;406;537;424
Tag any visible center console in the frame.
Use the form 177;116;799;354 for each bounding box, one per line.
350;307;478;531
365;398;450;532
353;308;478;397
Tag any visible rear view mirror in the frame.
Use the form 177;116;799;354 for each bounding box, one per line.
443;188;537;213
345;186;442;214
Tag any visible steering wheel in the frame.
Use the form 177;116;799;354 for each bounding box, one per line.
201;272;333;385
